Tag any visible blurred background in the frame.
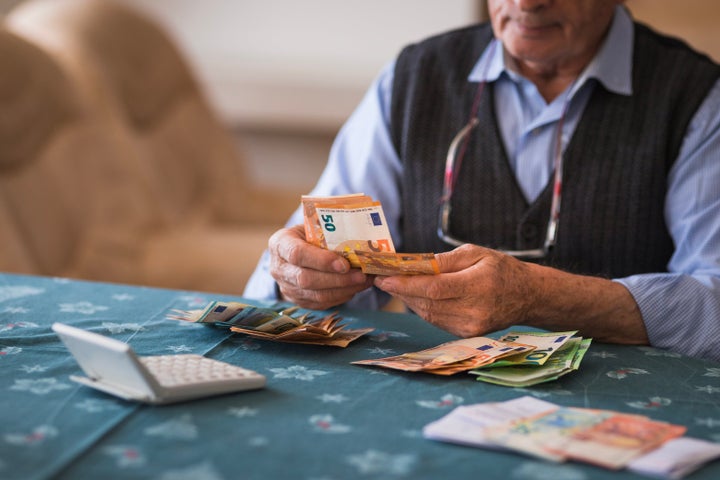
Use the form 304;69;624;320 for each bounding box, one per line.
112;0;485;197
2;0;717;199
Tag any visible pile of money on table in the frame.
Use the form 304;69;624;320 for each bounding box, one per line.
168;301;372;347
354;330;591;386
469;330;591;387
424;396;720;477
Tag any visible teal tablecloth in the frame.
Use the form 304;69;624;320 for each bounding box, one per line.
1;272;720;480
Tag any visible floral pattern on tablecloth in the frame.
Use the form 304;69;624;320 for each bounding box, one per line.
1;273;719;480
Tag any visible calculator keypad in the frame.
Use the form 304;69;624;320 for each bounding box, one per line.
140;354;262;388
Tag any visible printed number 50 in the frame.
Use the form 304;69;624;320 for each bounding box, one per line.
321;214;336;232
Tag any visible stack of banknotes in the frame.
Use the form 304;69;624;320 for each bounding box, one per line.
424;396;720;477
302;193;439;275
353;330;590;385
353;336;537;375
470;330;592;387
167;301;373;347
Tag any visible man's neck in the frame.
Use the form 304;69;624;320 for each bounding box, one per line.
504;49;591;103
520;65;582;103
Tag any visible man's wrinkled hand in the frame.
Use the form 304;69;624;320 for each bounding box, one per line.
268;224;374;310
373;244;537;337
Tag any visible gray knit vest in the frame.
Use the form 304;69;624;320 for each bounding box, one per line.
391;22;720;277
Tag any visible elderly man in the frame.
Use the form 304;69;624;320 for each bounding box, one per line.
245;0;720;362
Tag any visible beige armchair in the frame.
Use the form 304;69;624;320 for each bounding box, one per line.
0;0;297;294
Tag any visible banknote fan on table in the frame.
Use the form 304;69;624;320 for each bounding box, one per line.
168;302;373;347
353;330;592;386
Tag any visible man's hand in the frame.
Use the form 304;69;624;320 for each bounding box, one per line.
373;244;649;344
268;224;374;310
373;244;535;337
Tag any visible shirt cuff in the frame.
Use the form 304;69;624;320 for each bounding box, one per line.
615;274;720;362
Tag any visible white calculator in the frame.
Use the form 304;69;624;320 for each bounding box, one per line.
52;322;266;404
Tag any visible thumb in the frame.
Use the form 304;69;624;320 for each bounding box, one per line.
434;244;490;273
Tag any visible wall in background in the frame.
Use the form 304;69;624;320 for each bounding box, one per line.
118;0;482;133
627;0;720;63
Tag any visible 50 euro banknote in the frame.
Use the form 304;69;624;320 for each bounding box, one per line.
301;193;439;275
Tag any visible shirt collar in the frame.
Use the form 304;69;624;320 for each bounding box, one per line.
468;5;633;96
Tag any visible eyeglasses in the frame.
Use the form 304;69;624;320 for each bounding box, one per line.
437;81;570;259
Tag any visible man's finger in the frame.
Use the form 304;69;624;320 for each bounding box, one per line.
270;225;350;273
434;244;492;273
